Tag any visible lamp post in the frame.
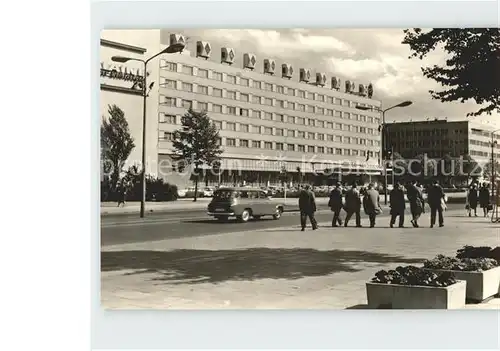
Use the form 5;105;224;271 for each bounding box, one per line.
356;100;413;204
111;42;185;218
490;128;499;207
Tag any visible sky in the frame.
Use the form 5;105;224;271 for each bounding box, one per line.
165;28;500;130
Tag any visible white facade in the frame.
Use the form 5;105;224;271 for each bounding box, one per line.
468;122;500;166
156;38;383;186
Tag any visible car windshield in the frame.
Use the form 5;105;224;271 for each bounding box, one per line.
213;190;234;200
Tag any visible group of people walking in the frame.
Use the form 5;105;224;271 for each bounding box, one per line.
466;182;492;217
298;180;449;230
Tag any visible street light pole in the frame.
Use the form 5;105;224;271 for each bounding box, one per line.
356;100;412;205
491;129;499;207
140;60;148;218
111;42;184;218
381;110;388;205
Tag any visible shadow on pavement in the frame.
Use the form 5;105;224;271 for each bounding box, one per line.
263;226;429;232
184;218;275;224
101;248;425;284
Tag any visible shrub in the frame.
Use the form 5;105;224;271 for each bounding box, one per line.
424;254;498;272
456;245;500;262
371;265;457;287
101;173;178;202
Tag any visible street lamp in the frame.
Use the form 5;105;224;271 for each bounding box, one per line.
490;128;500;209
356;100;413;204
111;42;185;218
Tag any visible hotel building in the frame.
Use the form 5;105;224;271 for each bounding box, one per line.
101;31;384;188
157;34;383;187
385;119;500;167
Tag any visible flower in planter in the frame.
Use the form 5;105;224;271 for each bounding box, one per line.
424;254;499;272
371;265;457;287
456;245;500;262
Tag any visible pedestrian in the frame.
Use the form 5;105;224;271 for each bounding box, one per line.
406;180;425;227
389;181;406;228
363;183;382;228
298;184;318;231
116;179;127;207
344;181;362;228
427;180;446;228
479;182;491;217
328;182;344;227
467;184;479;217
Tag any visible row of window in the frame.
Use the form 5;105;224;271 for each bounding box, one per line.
160;60;377;110
470;150;500;158
470;139;500;148
160;82;380;124
393;138;500;149
471;129;500;140
160;98;379;134
161;132;378;157
397;140;467;149
161;114;380;142
389;129;462;137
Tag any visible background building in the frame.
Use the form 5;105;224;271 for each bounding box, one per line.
156;33;383;188
385;119;500;166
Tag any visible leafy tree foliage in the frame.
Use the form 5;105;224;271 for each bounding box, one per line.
455;154;482;184
172;108;223;201
402;28;500;116
100;104;135;191
482;159;500;180
408;154;437;181
436;154;454;185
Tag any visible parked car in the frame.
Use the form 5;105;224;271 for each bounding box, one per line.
201;187;215;197
177;188;187;198
186;187;203;198
207;187;284;222
267;186;278;196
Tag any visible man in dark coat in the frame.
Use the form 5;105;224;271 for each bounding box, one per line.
467;184;479;217
406;180;425;227
344;182;362;227
479;183;491;217
427;180;446;228
363;183;382;228
389;182;406;228
298;185;318;231
328;182;344;227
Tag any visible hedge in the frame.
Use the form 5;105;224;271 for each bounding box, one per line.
101;175;178;202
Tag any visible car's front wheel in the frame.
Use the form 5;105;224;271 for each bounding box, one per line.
237;209;251;222
273;206;283;220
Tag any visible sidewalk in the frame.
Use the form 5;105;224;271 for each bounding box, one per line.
101;209;499;309
100;192;466;216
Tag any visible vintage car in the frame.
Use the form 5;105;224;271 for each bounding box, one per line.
207;187;285;222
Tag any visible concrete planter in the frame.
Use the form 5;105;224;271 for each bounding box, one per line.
366;281;466;309
425;266;500;302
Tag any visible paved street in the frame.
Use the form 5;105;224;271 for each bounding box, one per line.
101;204;462;246
100;206;500;309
